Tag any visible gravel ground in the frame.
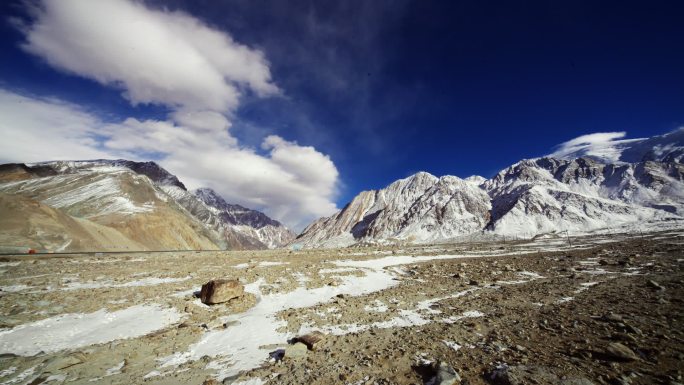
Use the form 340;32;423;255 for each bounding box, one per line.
0;230;682;385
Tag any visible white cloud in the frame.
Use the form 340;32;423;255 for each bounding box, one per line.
548;132;644;163
1;0;340;230
21;0;279;111
0;90;112;162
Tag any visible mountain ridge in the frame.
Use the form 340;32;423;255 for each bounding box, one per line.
0;159;294;252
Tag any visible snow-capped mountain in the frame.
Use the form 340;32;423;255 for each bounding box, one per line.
0;160;293;252
174;187;295;249
483;157;683;237
295;130;684;248
295;172;491;248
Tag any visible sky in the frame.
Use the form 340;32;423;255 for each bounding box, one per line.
0;0;683;230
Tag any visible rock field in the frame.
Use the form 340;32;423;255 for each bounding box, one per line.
0;230;682;385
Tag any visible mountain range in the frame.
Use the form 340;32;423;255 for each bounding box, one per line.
294;128;684;247
1;128;682;252
0;160;294;252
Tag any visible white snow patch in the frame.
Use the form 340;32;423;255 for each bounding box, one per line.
0;304;182;356
231;378;265;385
517;271;545;279
0;367;17;378
0;285;30;293
441;310;485;323
233;263;250;269
364;300;389;313
318;267;359;274
574;281;600;294
258;261;288;267
45;374;67;383
171;288;198;298
143;371;161;379
0;366;36;385
62;276;190;291
556;297;574;304
105;361;125;376
442;340;462;351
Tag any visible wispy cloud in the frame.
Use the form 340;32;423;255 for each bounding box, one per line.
548;132;644;163
0;0;341;230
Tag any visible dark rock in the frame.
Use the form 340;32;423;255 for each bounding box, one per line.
293;331;326;351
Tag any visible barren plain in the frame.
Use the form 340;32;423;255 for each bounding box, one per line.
0;230;682;385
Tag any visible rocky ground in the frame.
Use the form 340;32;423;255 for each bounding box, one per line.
0;230;682;385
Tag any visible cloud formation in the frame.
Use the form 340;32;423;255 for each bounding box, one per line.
548;132;644;163
1;0;340;230
21;0;279;111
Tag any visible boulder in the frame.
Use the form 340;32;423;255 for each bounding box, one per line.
293;331;326;350
200;280;244;305
284;342;308;359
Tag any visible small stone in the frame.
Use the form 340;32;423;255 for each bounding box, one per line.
469;279;479;286
603;313;623;323
200;279;244;305
647;280;665;291
605;342;639;361
202;379;220;385
284;342;308;359
431;361;461;385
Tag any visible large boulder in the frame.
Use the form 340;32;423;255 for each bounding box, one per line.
200;279;244;305
293;331;326;350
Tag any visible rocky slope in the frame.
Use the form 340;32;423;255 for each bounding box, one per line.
295;131;684;248
483;158;683;237
0;160;293;252
297;173;491;248
165;186;295;249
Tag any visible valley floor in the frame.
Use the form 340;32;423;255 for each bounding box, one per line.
0;230;682;385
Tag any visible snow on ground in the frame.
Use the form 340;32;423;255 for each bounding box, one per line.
0;366;36;385
318;267;359;274
517;271;545;279
442;340;462;351
574;281;600;294
257;261;288;267
0;285;30;293
159;253;471;379
0;304;182;356
0;262;21;267
364;300;389;313
61;276;190;291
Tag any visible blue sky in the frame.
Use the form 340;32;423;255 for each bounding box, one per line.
0;0;683;229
